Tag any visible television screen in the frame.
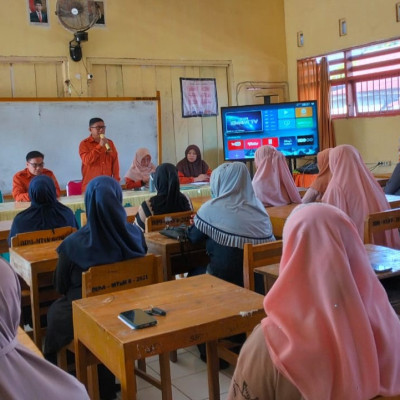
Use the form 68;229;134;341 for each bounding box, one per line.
221;101;319;161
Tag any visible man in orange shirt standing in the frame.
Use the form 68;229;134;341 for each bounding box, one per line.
79;117;120;192
12;151;61;202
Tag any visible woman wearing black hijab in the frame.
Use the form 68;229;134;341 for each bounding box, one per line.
135;163;193;231
44;176;147;400
8;175;78;246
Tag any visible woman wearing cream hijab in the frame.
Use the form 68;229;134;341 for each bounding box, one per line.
228;203;400;400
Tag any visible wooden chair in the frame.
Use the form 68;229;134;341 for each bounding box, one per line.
81;210;136;226
145;210;192;233
243;240;283;292
373;396;400;400
364;208;400;245
11;226;77;247
58;254;171;400
216;240;284;368
11;226;77;331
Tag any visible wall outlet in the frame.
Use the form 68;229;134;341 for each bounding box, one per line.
377;161;392;166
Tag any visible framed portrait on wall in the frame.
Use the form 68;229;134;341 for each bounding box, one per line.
28;0;49;24
180;78;218;118
94;1;106;25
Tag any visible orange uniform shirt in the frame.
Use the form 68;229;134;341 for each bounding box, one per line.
12;168;61;202
178;169;212;185
79;135;120;192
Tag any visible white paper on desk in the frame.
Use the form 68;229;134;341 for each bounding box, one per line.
189;182;209;186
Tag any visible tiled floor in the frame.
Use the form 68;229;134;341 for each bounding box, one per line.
117;346;234;400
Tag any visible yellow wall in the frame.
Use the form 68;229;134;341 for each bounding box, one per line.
4;0;288;99
284;0;400;172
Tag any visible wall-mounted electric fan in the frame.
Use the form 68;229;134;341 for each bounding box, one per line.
55;0;100;62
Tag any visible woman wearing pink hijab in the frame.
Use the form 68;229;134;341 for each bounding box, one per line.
322;144;400;248
302;148;332;203
0;257;89;400
252;145;302;206
124;147;157;189
228;203;400;400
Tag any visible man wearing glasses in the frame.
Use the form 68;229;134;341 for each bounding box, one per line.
79;117;120;192
12;150;61;201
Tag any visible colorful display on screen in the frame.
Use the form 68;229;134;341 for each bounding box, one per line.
221;101;319;161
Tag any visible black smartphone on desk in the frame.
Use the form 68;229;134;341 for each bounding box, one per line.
118;309;157;329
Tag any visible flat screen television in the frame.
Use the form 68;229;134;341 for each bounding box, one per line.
221;100;319;161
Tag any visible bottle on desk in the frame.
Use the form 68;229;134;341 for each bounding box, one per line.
149;173;155;193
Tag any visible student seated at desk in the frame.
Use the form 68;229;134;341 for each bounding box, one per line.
134;163;193;231
322;144;400;248
44;176;147;400
176;144;212;184
0;258;89;400
188;162;275;288
8;175;79;246
252;145;302;207
123;147;157;189
228;203;400;400
302;148;332;203
12;150;61;202
384;162;400;195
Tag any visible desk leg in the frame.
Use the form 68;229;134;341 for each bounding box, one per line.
120;358;137;400
206;340;220;400
30;272;41;349
159;353;173;400
75;338;89;389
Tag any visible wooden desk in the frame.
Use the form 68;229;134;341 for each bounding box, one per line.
0;185;211;221
73;274;265;400
17;326;43;358
0;219;12;253
191;196;211;211
144;231;209;281
386;194;400;209
9;241;61;348
266;203;299;238
254;243;400;292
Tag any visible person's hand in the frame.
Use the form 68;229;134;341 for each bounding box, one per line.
189;213;196;225
142;176;149;184
99;134;110;150
194;174;209;182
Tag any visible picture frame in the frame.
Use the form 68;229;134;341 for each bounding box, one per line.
28;0;49;25
94;1;106;26
180;78;218;118
396;2;400;22
339;18;347;36
297;31;304;47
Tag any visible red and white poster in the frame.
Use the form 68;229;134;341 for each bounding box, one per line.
180;78;218;118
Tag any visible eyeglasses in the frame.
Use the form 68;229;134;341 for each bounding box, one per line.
28;162;44;168
90;125;106;130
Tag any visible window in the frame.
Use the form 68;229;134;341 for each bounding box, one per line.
307;38;400;118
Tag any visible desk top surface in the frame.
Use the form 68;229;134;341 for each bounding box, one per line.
255;243;400;280
73;274;264;345
0;185;211;221
17;327;43;358
9;240;61;263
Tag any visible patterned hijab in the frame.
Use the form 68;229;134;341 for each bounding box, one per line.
262;203;400;400
194;162;275;249
124;147;156;182
310;147;332;194
8;175;78;244
252;145;302;206
176;144;209;177
322;144;400;248
57;176;147;270
150;163;192;214
0;258;89;399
